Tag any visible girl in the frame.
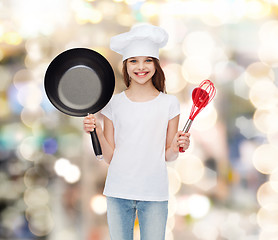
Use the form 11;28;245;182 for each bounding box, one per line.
83;24;190;240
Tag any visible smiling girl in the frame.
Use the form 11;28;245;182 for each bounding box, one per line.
83;24;190;240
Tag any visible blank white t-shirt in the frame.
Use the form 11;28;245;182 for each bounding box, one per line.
101;91;180;201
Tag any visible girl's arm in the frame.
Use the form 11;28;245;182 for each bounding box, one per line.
83;114;115;164
165;115;190;162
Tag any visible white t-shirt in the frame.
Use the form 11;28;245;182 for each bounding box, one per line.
101;91;180;201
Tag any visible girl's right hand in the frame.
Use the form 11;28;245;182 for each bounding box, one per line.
83;114;101;134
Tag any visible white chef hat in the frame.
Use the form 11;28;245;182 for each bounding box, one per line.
110;23;168;61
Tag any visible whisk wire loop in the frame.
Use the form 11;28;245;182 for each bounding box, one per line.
189;80;216;121
180;79;216;152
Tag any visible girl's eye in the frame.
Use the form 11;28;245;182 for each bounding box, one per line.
129;59;136;63
146;59;153;62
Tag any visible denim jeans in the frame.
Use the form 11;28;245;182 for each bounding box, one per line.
106;197;168;240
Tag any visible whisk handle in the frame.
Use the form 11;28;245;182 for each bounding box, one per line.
179;119;193;153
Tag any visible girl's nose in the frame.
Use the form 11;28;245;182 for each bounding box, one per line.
138;61;145;69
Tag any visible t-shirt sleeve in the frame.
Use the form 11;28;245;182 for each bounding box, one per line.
169;95;180;120
101;98;113;120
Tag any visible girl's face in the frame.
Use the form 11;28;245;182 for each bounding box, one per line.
126;56;156;86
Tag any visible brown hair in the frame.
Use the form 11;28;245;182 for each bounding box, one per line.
122;58;166;93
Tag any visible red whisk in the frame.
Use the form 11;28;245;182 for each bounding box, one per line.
180;79;216;152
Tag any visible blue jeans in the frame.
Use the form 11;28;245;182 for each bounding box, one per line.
106;197;168;240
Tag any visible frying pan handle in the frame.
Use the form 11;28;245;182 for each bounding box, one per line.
179;119;193;153
90;131;103;160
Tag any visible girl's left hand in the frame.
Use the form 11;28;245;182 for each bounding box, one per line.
172;131;190;152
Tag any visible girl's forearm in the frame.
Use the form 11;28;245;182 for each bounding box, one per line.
97;131;114;164
165;146;179;162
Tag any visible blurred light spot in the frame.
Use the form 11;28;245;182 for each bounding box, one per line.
63;164;81;183
43;138;58;154
54;158;70;176
7;161;24;176
0;66;12;91
258;45;278;67
233;76;249;100
220;213;245;239
267;125;278;148
253;144;278;174
18;137;41;161
0;95;10;118
195;167;217;191
257;206;278;232
236;116;257;139
1;206;22;231
259;20;278;43
164;63;187;93
25;37;50;62
161;1;207;17
176;195;189;216
0;175;22;200
116;14;135;26
249;81;278;109
244;62;274;87
53;230;77;240
17;83;43;110
165;229;174;240
245;0;271;19
3;32;22;45
166;215;175;232
188;194;210;219
125;0;144;5
205;0;245;25
176;154;205;184
90;195;107;215
182;57;212;84
0;123;28;150
258;20;278;66
24;188;49;207
253;108;278;134
215;61;244;85
74;3;103;24
192;105;217;131
167;167;181;195
193;220;219;240
54;158;81;183
0;49;4;61
168;196;177;218
8;84;24;114
259;230;278;240
140;2;159;18
58;133;82;157
13;0;70;37
25;206;54;237
13;69;33;88
21;107;45;128
97;1;117;20
24;167;49;188
257;182;278;210
270;169;278;192
182;31;215;58
201;13;224;27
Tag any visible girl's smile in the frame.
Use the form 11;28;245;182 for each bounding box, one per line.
126;56;156;84
135;71;149;77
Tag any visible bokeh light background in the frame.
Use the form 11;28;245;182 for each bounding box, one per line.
1;0;278;239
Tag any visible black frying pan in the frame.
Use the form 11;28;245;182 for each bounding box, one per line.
44;48;115;159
